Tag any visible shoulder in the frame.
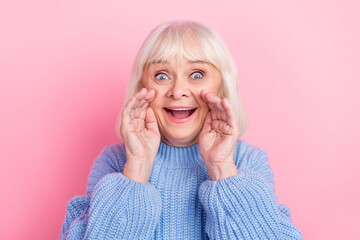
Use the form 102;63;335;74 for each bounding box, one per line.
233;139;274;186
86;143;127;195
93;143;127;171
234;139;269;170
101;143;127;166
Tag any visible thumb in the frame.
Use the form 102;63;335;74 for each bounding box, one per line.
200;112;212;134
145;107;159;133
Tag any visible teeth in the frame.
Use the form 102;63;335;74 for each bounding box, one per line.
167;108;196;111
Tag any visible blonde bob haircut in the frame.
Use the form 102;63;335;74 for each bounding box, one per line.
115;20;249;139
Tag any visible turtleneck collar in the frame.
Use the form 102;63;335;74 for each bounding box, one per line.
154;141;205;168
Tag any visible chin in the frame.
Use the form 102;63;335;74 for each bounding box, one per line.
161;130;201;147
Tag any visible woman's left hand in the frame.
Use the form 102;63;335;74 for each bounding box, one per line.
198;90;240;181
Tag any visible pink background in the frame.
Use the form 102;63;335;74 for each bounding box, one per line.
1;0;359;239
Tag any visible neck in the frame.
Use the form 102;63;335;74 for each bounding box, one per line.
160;134;200;148
154;141;204;168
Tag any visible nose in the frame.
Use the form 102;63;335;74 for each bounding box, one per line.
167;78;191;99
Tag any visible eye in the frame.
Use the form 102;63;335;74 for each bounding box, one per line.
190;71;204;79
155;72;169;81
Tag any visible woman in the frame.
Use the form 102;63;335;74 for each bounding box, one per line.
59;20;302;239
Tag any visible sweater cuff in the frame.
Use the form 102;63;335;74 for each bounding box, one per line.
85;172;162;239
198;169;281;239
198;168;274;200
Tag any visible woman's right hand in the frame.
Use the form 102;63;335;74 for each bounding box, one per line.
120;88;160;183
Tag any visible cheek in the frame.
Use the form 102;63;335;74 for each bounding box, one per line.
208;83;222;97
149;99;161;112
194;94;209;113
148;95;165;120
194;84;219;106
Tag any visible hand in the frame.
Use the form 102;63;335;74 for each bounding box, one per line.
120;88;160;183
198;90;240;181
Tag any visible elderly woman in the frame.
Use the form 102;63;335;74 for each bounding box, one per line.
59;20;302;239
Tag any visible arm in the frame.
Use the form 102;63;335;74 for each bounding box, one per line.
59;88;162;239
198;145;302;239
59;146;162;240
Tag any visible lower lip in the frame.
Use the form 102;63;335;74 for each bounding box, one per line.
163;108;197;123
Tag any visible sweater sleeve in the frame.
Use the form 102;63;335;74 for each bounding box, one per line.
198;144;302;240
59;145;162;240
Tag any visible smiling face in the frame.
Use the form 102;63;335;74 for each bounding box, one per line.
142;55;222;147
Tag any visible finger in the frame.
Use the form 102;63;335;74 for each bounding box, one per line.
129;88;152;119
201;90;216;120
121;88;151;135
205;93;227;122
145;107;159;133
134;89;155;113
123;88;146;117
123;94;136;113
135;88;147;101
200;90;227;122
200;89;208;102
134;102;149;120
144;89;155;102
121;97;137;136
200;111;212;134
135;99;149;114
200;89;215;104
122;96;138;127
132;88;148;110
206;93;223;111
134;89;155;115
131;102;150;121
221;98;237;128
211;119;233;135
200;89;217;105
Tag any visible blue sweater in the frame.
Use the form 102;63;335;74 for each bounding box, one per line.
59;140;302;239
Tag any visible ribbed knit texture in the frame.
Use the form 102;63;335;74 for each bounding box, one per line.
59;140;302;239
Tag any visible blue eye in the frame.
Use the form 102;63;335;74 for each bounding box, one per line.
155;73;169;81
191;71;204;79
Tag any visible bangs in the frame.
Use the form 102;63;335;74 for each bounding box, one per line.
145;30;214;67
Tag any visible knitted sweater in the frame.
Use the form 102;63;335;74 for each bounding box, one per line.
59;140;302;239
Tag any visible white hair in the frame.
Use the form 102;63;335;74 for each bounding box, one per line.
115;20;249;139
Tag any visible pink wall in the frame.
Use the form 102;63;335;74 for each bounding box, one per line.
1;0;359;239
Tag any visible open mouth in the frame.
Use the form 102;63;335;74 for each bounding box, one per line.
164;107;197;119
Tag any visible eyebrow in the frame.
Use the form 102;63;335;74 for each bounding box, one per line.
149;60;210;65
